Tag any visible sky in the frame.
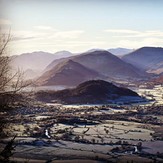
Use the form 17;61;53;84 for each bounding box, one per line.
0;0;163;55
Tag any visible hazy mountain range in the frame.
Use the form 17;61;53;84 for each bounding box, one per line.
10;51;73;79
38;50;147;86
122;47;163;74
10;47;163;86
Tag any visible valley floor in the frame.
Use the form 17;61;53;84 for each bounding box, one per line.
0;85;163;163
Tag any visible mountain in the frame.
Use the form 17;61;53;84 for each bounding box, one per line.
122;47;163;74
85;48;105;53
53;50;73;59
10;51;73;79
44;50;145;82
43;50;73;72
24;69;42;80
44;57;71;72
10;51;57;71
37;60;103;86
11;50;73;71
108;48;134;56
72;50;145;79
35;80;142;104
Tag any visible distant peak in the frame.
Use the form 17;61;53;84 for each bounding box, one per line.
85;50;112;55
54;50;71;54
20;51;52;56
85;48;106;53
138;46;163;50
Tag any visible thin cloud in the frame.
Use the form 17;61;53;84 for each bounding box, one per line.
11;29;85;42
104;29;163;38
52;30;84;39
125;30;163;38
0;19;12;25
34;25;54;30
118;37;163;48
67;40;106;46
11;30;48;42
104;29;140;34
11;36;36;42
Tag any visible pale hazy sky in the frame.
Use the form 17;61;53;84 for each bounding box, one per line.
0;0;163;55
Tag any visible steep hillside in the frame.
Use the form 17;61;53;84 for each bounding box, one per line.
122;47;163;74
44;57;71;72
37;60;103;86
35;80;142;104
72;50;144;79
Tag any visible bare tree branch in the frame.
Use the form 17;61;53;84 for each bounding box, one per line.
0;29;32;109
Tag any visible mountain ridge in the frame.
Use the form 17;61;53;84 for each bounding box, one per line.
122;47;163;74
37;59;104;86
41;50;145;85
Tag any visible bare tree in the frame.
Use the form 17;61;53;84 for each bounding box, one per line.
0;30;33;142
0;31;11;92
0;30;31;109
0;30;33;163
